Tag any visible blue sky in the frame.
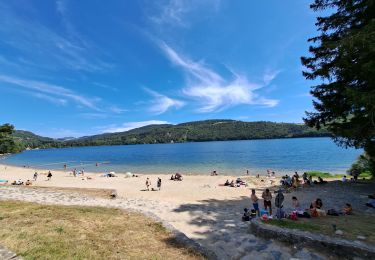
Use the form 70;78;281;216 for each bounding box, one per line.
0;0;318;138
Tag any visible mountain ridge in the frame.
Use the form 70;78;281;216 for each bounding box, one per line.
13;120;330;149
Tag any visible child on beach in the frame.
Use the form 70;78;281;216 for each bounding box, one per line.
250;189;260;216
262;188;273;215
33;172;38;181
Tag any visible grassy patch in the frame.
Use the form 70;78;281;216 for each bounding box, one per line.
266;215;375;244
306;171;344;178
359;171;372;178
0;200;203;260
267;219;319;231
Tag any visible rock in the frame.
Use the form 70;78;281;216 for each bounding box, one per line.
335;230;343;235
357;235;366;240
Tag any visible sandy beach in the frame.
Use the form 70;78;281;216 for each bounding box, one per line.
1;163;373;259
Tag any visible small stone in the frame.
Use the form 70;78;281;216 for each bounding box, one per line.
357;235;366;240
335;230;343;235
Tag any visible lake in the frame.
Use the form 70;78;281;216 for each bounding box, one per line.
0;137;362;175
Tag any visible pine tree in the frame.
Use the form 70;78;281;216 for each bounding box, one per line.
301;0;375;173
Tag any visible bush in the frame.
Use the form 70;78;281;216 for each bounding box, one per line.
348;153;373;177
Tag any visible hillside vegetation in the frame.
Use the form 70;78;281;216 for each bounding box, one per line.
9;120;330;149
61;120;329;147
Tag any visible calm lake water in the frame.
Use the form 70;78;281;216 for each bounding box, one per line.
1;138;362;175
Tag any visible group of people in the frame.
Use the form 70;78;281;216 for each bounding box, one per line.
170;173;183;181
224;178;246;187
10;171;52;186
145;177;162;191
243;188;354;221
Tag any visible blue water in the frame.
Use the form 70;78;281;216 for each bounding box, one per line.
0;138;362;175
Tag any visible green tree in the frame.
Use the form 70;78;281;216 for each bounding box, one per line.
301;0;375;173
0;123;24;154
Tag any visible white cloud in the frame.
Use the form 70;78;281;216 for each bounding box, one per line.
0;75;99;110
99;120;170;133
263;69;281;85
108;106;128;114
159;42;279;112
150;0;221;27
0;2;112;72
144;87;185;114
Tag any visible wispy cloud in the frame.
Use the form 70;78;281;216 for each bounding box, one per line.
0;2;112;72
263;69;281;85
0;75;99;110
108;106;128;114
144;87;185;114
149;0;221;27
98;120;170;133
159;42;279;112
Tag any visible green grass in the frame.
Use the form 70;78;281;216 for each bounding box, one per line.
0;200;204;260
266;215;375;244
267;219;319;231
358;171;372;178
306;171;344;178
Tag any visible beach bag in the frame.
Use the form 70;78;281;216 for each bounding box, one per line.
289;211;298;221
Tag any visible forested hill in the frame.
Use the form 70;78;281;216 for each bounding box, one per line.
11;120;330;149
62;120;330;147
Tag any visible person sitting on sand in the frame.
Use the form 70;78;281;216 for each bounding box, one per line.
47;171;52;181
310;198;323;209
310;198;326;216
292;196;301;211
170;174;175;180
342;175;347;182
303;172;308;182
262;188;273;215
25;180;32;186
342;203;352;215
145;178;151;191
224;180;230;186
230;180;235;187
16;179;23;185
211;170;218;176
174;173;183;181
251;189;260;216
366;194;375;208
318;176;327;184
